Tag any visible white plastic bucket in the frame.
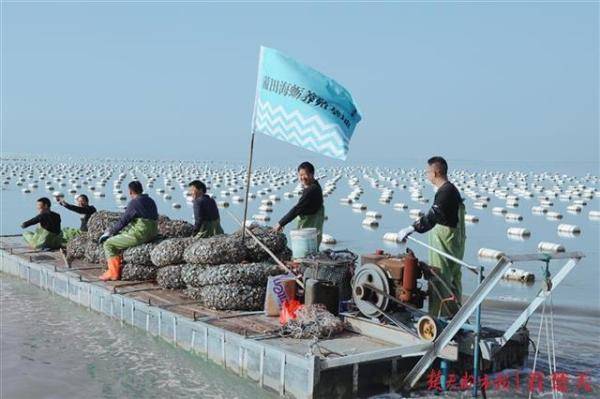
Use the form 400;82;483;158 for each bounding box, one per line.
290;228;318;259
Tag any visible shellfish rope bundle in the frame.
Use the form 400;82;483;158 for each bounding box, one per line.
224;208;304;289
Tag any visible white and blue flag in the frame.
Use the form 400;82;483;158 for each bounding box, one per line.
252;46;362;160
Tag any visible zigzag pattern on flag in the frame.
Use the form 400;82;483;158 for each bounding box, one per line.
254;99;350;160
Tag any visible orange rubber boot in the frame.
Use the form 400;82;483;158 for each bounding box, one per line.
99;256;122;281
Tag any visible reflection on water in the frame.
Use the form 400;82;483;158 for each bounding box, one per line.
0;275;275;399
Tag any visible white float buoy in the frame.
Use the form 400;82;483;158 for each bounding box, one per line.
537;241;565;253
492;207;507;215
589;210;600;220
465;214;479;223
557;224;581;234
321;234;336;245
366;211;382;219
383;232;399;242
505;213;523;221
393;203;408;210
409;209;424;219
253;214;270;222
362;217;379;227
172;203;181;209
546;211;563;220
531;206;547;214
507;227;531;237
352;203;367;210
478;248;505;260
566;204;582;213
503;268;535;283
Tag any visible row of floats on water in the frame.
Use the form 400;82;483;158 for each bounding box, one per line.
6;162;599;252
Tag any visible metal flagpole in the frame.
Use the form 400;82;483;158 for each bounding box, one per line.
240;132;255;242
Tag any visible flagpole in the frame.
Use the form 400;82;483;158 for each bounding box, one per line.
240;131;255;242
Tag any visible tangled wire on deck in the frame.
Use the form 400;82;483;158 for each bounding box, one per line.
281;304;345;339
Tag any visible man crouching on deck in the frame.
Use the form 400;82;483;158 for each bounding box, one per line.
396;156;466;318
273;162;325;247
21;197;63;250
98;181;158;281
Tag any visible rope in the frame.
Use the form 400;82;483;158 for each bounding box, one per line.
529;299;546;399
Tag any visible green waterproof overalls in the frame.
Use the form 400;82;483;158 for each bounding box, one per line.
296;206;325;247
103;218;158;258
428;203;466;318
23;228;64;250
195;219;225;238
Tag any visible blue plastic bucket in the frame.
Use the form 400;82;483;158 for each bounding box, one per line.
290;228;318;259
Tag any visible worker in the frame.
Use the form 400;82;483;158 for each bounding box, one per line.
20;197;63;249
58;194;97;232
98;181;158;281
397;156;466;318
188;180;224;238
273;162;325;246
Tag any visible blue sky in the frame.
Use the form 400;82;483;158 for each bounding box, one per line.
2;2;598;165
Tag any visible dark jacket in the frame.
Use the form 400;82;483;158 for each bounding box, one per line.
413;181;463;233
279;180;323;227
110;194;158;235
22;211;62;235
192;195;220;234
61;202;97;231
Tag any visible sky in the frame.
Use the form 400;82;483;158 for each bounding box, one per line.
1;2;598;166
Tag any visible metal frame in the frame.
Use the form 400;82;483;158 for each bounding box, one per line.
402;251;584;390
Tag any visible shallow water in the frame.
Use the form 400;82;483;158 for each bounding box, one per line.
1;158;599;397
0;275;276;399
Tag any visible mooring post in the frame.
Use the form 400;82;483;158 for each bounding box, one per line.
472;266;484;397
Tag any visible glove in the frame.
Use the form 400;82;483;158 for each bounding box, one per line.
397;226;415;242
98;232;111;243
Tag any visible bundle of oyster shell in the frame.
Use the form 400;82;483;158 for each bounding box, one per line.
122;241;161;266
193;284;266;311
65;233;88;260
233;225;289;262
121;264;158;281
150;237;194;267
183;235;246;265
156;265;186;289
158;219;195;238
84;241;106;264
86;211;122;241
182;262;283;288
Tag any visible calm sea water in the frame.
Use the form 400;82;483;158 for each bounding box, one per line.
1;158;599;397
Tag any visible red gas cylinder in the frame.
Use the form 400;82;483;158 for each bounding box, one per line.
400;250;419;302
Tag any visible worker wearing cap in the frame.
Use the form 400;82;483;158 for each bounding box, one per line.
98;181;158;281
188;180;224;238
273;161;325;247
21;197;64;249
397;156;466;318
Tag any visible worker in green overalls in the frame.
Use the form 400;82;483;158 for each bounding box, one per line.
273;161;325;247
397;156;466;318
20;197;64;249
98;181;159;281
188;180;224;238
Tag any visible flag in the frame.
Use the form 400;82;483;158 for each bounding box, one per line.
252;46;362;160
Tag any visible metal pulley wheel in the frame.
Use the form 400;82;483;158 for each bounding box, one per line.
352;263;391;318
417;315;439;341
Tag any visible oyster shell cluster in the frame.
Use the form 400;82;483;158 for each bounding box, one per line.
150;237;193;266
121;264;158;281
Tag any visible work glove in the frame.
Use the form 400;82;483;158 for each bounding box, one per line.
397;226;415;243
98;232;111;244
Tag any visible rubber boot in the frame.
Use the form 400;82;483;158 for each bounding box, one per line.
100;256;122;281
